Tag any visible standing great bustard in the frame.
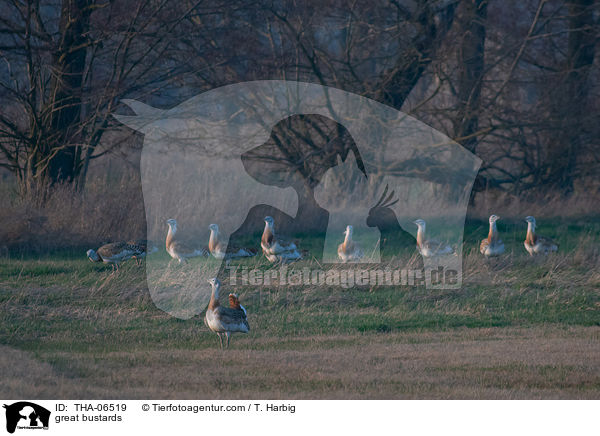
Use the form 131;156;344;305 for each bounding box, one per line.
337;225;363;262
413;219;454;257
165;219;208;264
87;242;141;271
127;239;159;265
208;224;257;260
480;215;505;257
261;216;302;263
205;278;250;349
524;216;558;255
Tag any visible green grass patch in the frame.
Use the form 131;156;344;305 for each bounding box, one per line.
0;216;598;363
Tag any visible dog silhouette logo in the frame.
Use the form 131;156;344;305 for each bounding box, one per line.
114;80;481;319
3;402;50;433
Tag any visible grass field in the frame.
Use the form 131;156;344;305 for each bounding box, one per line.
1;217;599;399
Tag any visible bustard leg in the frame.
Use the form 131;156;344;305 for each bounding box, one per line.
226;332;231;349
218;333;223;349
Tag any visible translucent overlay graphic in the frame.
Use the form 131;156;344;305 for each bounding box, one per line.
114;80;481;319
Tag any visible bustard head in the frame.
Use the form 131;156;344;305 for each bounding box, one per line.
525;216;536;231
489;214;500;224
344;225;353;236
166;218;177;231
86;249;100;262
413;219;426;230
208;277;220;288
208;223;219;233
264;216;274;227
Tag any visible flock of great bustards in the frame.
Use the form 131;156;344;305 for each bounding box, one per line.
86;214;558;348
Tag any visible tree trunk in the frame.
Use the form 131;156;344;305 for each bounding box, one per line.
546;0;596;193
454;0;487;154
46;0;92;185
379;3;457;109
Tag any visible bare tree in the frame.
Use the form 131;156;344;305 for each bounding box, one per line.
0;0;189;199
545;0;597;192
411;0;599;195
167;0;459;187
453;0;487;154
1;0;598;200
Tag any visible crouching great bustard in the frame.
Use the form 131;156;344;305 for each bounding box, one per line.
414;219;454;257
205;278;249;349
165;219;208;264
261;216;302;263
524;216;558;255
208;224;257;260
338;225;363;262
480;215;505;257
87;242;142;271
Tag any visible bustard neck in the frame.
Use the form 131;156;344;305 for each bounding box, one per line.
209;283;220;309
488;221;498;242
416;225;425;246
344;228;353;243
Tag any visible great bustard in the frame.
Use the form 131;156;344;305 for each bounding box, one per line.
337;225;363;262
205;278;249;349
86;242;141;271
261;216;302;263
208;224;257;260
165;219;208;264
480;215;505;257
524;216;558;255
127;239;159;265
414;219;454;257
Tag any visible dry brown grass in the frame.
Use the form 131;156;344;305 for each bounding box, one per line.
461;234;600;290
1;161;599;255
471;187;600;220
0;171;146;253
1;326;598;399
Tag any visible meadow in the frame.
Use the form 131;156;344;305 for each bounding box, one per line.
1;216;599;399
